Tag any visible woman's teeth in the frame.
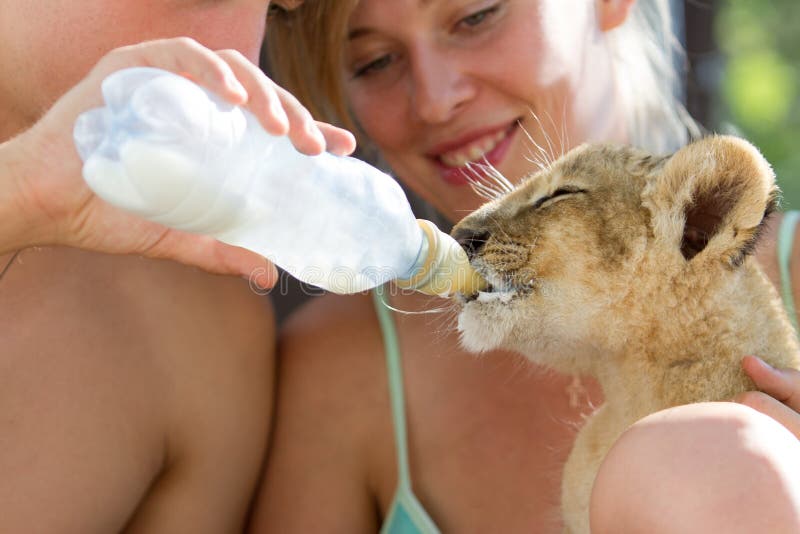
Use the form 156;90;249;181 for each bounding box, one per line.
439;130;506;168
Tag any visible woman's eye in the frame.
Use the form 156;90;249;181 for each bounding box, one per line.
458;3;500;30
352;54;394;78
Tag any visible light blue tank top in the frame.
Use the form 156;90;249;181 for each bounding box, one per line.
778;211;800;331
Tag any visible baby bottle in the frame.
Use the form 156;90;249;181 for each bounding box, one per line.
73;67;486;296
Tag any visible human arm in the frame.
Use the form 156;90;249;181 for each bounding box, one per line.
0;38;356;284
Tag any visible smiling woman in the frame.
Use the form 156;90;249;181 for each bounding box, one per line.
254;1;800;533
267;0;695;219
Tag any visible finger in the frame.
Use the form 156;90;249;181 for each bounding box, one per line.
273;84;326;155
215;48;291;136
317;122;357;156
733;390;800;440
95;38;249;105
144;228;278;287
247;263;280;291
742;355;800;412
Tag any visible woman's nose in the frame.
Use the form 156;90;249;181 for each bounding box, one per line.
410;47;475;124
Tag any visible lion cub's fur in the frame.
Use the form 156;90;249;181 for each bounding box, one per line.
452;136;800;534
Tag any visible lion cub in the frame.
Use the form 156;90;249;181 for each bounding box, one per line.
452;135;800;534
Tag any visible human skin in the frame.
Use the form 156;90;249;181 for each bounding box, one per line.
342;0;627;220
591;403;800;533
0;1;355;531
254;1;800;532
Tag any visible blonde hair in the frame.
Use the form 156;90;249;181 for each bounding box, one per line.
266;0;699;154
609;0;701;153
266;1;360;133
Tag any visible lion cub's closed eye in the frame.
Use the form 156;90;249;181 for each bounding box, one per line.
451;135;800;534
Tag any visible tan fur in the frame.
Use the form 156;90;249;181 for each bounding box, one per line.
452;135;800;534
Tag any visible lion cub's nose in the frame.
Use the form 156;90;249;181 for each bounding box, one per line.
451;228;490;260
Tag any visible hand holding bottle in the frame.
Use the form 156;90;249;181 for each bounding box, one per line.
74;67;487;296
0;38;356;286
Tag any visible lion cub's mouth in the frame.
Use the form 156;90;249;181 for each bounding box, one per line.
460;269;529;304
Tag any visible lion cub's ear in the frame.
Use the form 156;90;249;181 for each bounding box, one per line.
643;135;779;267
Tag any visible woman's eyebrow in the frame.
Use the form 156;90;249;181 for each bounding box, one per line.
347;27;374;41
349;0;438;40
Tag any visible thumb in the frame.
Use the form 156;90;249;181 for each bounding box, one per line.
742;355;800;412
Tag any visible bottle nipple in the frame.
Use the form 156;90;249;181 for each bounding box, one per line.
395;219;488;297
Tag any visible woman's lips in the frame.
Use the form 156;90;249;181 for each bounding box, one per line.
430;122;518;186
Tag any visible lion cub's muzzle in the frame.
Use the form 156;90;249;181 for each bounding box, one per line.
451;226;490;302
451;227;490;260
450;226;529;303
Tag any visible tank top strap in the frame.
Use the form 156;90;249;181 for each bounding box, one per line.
372;285;414;490
372;285;441;534
778;211;800;332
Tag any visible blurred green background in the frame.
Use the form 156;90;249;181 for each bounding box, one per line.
714;1;800;209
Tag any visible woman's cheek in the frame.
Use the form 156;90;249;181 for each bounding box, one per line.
351;83;406;140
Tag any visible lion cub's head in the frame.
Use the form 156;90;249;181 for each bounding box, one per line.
452;136;779;375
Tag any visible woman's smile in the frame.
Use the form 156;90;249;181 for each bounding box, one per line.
427;120;521;185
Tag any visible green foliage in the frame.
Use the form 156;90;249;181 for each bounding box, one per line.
715;1;800;209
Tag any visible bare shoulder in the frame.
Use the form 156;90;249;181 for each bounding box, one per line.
278;291;387;426
283;291;380;350
0;247;275;533
0;245;274;342
1;246;275;391
250;292;388;532
277;291;390;423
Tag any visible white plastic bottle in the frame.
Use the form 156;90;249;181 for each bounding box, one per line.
73;67;485;296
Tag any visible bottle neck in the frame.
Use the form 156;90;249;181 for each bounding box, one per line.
395;219;487;297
